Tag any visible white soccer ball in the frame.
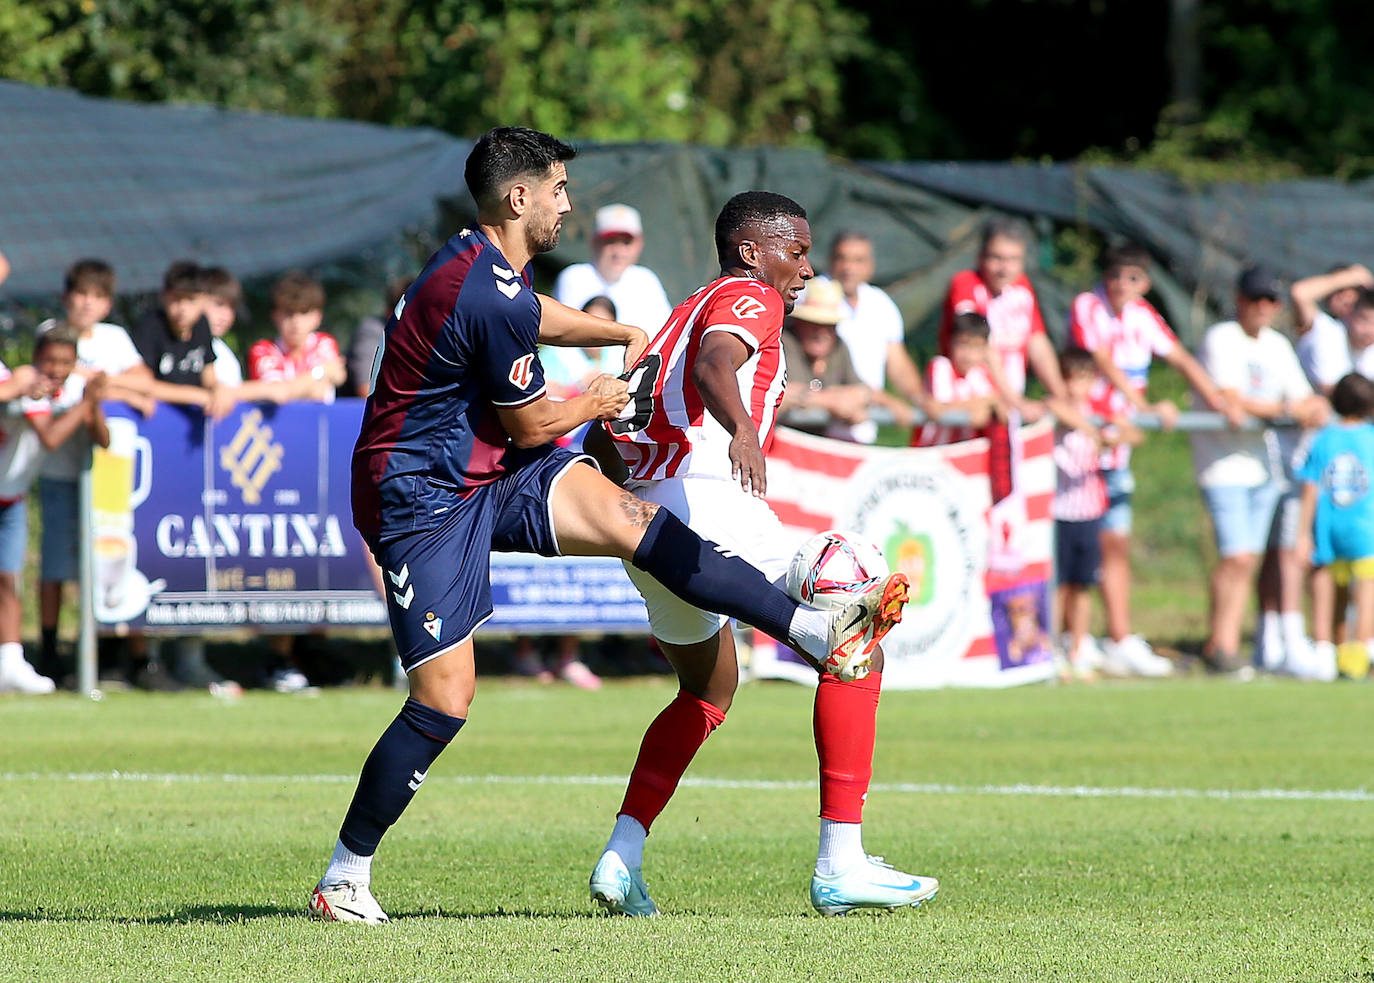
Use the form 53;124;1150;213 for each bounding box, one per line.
785;530;890;610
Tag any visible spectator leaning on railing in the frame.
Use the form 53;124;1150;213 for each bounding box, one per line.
1290;263;1374;395
1190;264;1329;675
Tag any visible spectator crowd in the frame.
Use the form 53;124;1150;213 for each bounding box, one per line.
1;205;1370;695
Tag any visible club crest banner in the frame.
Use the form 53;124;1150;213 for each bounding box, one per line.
757;421;1057;689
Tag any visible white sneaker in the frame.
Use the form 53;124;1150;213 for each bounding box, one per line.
1293;640;1338;682
823;574;910;682
309;880;389;924
589;850;658;916
810;855;939;916
270;668;314;693
0;657;57;694
1101;635;1173;678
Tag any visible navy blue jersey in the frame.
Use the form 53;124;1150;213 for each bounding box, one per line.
353;226;547;543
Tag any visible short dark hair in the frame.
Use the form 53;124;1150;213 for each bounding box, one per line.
464;127;577;211
1059;344;1096;377
829;230;871;256
199;266;241;306
1352;287;1374;315
272;270;325;315
1103;242;1151;273
714;191;807;269
36;323;80;357
162;260;202;298
582;295;617;320
979;216;1033;254
1330;372;1374;418
950;311;990;341
64;258;115;298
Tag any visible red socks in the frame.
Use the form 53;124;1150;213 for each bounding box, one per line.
619;690;726;831
813;670;882;823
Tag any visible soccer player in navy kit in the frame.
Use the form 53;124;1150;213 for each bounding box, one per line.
309;127;910;923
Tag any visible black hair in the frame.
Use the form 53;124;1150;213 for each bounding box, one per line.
1331;372;1374;418
162;259;201;297
950;311;990;341
1058;344;1096;377
64;258;115;297
1103;242;1152;273
464;126;576;211
829;229;872;256
714;191;807;269
979;216;1034;254
582;295;618;320
1351;287;1374;315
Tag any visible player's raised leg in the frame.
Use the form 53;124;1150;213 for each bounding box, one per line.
550;462;908;678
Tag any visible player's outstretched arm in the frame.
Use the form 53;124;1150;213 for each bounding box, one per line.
497;375;629;448
535;293;649;367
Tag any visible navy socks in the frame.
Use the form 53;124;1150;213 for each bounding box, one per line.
631;508;799;644
338;697;465;856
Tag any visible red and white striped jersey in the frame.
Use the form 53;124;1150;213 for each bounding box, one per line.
940;270;1046;397
912;355;995;447
608;276;787;483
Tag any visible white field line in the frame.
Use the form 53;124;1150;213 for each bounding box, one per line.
1;771;1371;802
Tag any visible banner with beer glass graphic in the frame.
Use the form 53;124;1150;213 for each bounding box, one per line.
754;420;1058;689
89;402;387;632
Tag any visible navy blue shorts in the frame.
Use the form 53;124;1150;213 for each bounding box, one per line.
373;446;592;671
1055;517;1102;588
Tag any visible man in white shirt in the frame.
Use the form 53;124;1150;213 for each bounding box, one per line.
813;232;923;443
1191;265;1328;672
1290;263;1374;392
553;203;673;334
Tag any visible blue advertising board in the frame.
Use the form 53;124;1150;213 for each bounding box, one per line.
89;400;648;636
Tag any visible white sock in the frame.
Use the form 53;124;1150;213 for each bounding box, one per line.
788;606;830;661
322;838;373;886
1261;611;1283;649
604;814;647;869
815;819;865;877
0;642;23;670
1281;611;1307;649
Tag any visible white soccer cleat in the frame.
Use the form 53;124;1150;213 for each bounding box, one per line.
0;657;56;695
1101;634;1173;678
823;573;910;682
809;855;939;916
589;850;658;916
309;880;390;924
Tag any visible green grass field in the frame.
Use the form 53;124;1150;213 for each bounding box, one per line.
3;676;1372;983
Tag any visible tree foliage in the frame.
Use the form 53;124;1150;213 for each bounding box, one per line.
1;0;1372;174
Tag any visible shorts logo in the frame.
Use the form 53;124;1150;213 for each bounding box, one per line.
423;612;442;641
407;769;427;791
731;296;767;320
508;353;536;389
388;564;414;609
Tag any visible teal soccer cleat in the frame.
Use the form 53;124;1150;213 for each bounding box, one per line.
809;855;939;916
589;850;659;916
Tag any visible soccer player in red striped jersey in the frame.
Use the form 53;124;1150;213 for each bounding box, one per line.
589;191;936;918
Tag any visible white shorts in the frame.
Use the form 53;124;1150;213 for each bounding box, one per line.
624;475;801;646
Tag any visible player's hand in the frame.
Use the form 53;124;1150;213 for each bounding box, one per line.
1017;398;1046;424
10;365;43;398
204;385;237;422
729;428;767;498
621;326;650;373
1151;399;1179;431
584;373;630;420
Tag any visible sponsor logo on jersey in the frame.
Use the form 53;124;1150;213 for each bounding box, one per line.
731;295;767;320
508;353;536;389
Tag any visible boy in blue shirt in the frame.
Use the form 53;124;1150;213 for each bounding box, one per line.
1295;372;1374;680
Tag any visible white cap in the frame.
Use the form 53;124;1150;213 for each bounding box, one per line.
594;203;643;240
